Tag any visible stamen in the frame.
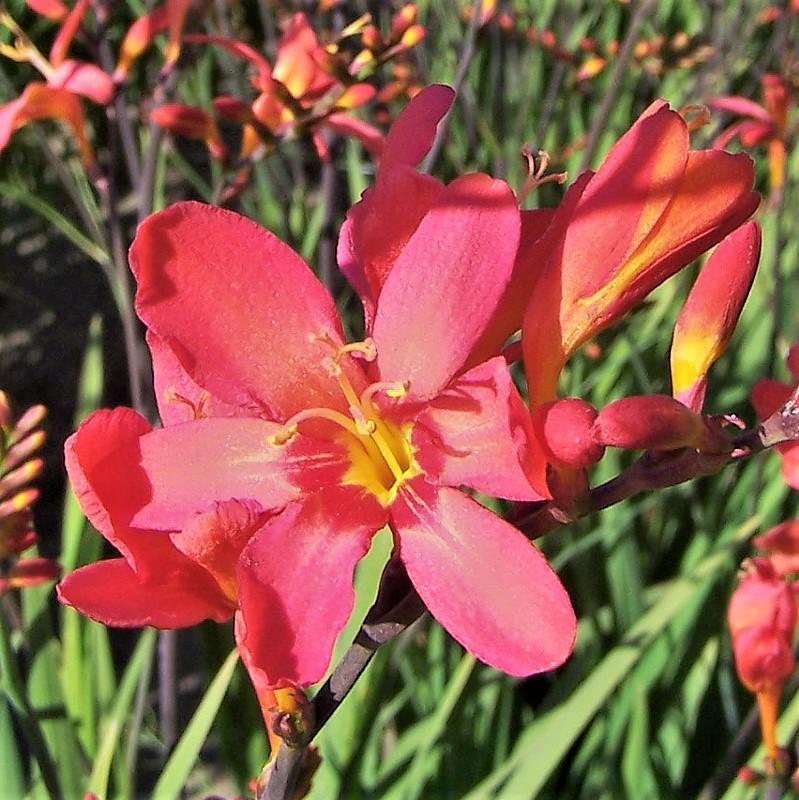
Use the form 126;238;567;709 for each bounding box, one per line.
518;146;567;204
336;338;377;362
349;405;376;436
369;427;406;482
267;407;361;446
679;103;711;132
359;381;409;420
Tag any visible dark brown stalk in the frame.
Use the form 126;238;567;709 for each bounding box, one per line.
577;0;658;172
420;0;484;174
91;0;141;186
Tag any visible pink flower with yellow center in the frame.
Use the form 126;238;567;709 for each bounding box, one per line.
58;86;576;695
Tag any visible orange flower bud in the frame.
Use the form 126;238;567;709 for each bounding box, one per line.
755;520;799;577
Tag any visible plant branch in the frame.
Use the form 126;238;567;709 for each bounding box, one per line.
512;389;799;539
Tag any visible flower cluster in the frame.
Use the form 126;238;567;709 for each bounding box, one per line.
0;0;192;168
152;7;424;166
58;85;760;757
0;391;59;595
0;3;424;175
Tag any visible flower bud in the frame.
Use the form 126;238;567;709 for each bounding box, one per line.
594;394;715;451
532;398;604;468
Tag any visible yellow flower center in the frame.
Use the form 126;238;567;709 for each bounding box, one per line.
268;338;420;506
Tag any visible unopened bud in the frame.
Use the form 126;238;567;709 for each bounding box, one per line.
10;404;47;445
3;430;46;472
533;398;604;468
0;458;44;501
0;488;39;518
594;395;711;451
391;4;418;39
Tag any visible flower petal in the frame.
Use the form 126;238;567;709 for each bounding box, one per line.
236;485;386;687
393;481;576;676
58;559;232;627
338;169;444;329
130;418;350;531
147;331;242;425
467;208;555;366
412;357;542;500
47;60;114;104
373;173;520;401
381;83;454;170
130;202;359;421
707;96;773;123
65;407;187;578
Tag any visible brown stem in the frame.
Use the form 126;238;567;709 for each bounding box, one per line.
513;392;799;539
420;0;484;174
577;0;658;173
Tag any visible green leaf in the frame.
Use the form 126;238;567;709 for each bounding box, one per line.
151;648;240;800
88;628;157;799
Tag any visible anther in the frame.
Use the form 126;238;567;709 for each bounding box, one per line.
268;424;298;446
336;338;377;362
518;146;567;203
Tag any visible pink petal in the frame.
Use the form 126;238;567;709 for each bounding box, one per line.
468;207;556;366
130;418;350;530
58;559;233;627
169;498;271;601
48;61;114;104
392;481;575;676
338;169;444;330
381;83;454;170
147;331;243;425
412;357;542;500
323;113;384;155
130;202;362;421
707;96;773;123
373;173;519;401
236;485;387;687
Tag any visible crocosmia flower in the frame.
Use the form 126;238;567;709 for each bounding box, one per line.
59;87;576;698
520;100;759;409
728;558;797;760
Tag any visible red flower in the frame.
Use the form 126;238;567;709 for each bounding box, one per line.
184;14;383;162
709;73;792;198
519;100;758;410
751;345;799;489
728;558;797;759
59;87;575;694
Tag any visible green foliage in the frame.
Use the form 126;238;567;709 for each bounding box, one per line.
1;0;797;798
